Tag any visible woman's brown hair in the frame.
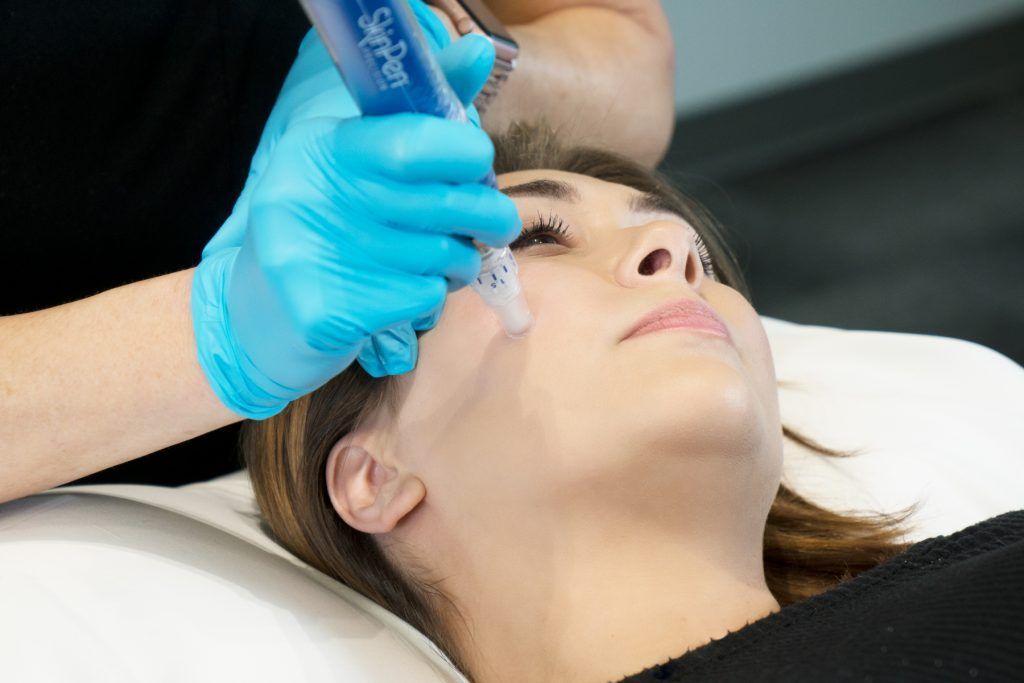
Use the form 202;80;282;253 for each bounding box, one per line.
241;121;917;680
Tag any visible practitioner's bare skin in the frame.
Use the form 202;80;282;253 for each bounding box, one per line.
428;0;676;166
0;270;236;503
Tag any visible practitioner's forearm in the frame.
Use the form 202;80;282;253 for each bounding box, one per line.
482;6;676;167
0;269;239;504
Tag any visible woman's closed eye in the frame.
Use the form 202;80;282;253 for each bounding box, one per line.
508;211;574;250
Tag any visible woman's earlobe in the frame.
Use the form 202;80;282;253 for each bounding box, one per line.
325;442;426;534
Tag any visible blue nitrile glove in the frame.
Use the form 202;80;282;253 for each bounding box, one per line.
351;29;497;377
202;23;497;383
191;113;520;419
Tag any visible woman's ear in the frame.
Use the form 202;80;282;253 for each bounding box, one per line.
325;437;426;534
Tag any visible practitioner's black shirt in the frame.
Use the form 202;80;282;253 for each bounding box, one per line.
619;510;1024;682
1;1;309;484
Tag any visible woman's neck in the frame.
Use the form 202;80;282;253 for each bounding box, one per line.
416;503;781;683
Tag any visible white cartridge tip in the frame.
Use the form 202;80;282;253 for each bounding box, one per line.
494;292;533;338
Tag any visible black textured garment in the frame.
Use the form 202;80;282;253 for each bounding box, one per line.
618;510;1024;683
1;1;310;485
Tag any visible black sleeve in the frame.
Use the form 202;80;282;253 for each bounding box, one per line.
0;0;309;484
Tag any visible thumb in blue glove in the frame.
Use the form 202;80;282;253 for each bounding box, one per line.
437;33;496;123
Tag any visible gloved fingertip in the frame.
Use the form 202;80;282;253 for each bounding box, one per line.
438;34;496;107
356;338;388;378
391;359;415;375
385;348;416;376
357;354;386;378
501;219;524;249
460;33;496;64
412;301;445;331
480;194;523;248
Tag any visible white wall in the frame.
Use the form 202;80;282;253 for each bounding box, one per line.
664;0;1024;116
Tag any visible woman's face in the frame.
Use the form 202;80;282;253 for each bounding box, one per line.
380;169;783;538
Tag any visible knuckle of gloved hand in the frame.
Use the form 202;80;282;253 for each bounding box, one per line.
424;275;449;311
377;115;432;173
289;294;338;351
281;116;328;148
389;117;489;179
257;239;303;279
280;117;339;167
251;227;315;286
432;186;467;228
440;183;487;220
249;209;328;273
250;179;300;217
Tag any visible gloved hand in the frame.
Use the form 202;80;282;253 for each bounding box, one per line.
191;21;516;419
203;21;498;381
192;112;520;419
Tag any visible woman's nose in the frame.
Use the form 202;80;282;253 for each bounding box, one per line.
614;222;706;289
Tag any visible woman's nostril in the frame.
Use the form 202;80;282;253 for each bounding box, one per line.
638;248;672;276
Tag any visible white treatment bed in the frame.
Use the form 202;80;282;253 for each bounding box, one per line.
2;317;1022;682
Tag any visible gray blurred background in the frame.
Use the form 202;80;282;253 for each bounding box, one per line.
657;0;1024;365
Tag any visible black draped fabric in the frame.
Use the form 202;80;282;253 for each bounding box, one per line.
1;1;310;484
619;510;1024;682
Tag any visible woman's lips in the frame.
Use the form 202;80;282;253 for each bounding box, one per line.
623;298;731;342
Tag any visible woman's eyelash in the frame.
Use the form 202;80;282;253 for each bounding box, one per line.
508;210;572;250
694;233;717;278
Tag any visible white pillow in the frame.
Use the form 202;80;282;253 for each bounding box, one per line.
1;318;1021;682
0;485;468;683
763;317;1024;541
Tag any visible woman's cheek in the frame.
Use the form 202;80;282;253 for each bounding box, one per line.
429;287;499;349
710;283;778;410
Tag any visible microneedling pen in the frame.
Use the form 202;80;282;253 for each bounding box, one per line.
297;0;533;338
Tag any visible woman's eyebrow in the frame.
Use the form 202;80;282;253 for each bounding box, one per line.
501;179;580;202
500;181;687;224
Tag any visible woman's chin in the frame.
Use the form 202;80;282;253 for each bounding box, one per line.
606;357;772;459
